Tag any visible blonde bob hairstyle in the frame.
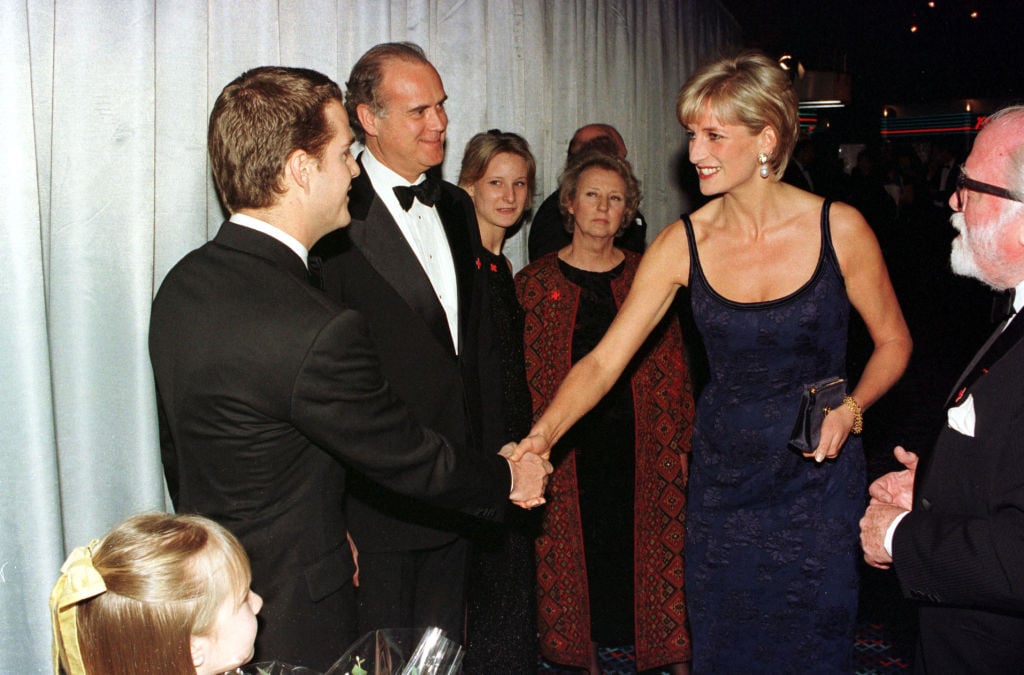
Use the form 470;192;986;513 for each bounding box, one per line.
64;513;251;675
676;51;800;180
558;148;642;237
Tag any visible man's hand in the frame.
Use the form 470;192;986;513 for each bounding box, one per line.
868;446;919;511
860;502;906;569
503;433;552;462
507;451;552;508
346;532;360;587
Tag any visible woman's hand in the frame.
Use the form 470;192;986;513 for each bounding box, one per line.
502;434;552;462
807;403;857;463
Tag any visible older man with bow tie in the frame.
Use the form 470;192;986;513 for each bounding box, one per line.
860;105;1024;673
311;42;517;643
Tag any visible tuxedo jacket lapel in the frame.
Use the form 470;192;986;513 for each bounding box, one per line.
344;166;456;355
947;314;1024;407
435;185;475;351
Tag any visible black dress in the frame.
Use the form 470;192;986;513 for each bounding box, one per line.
464;248;538;673
559;259;636;645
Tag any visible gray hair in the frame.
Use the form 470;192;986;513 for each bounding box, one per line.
984;106;1024;199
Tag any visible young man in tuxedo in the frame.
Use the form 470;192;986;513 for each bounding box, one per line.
861;106;1024;673
149;65;549;670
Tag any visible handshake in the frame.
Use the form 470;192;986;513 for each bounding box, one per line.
500;433;554;510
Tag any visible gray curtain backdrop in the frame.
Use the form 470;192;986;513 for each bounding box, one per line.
0;0;738;670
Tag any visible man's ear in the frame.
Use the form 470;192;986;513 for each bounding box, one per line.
356;103;379;140
286;149;314;192
190;634;208;672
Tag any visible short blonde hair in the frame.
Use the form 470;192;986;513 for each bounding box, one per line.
676;51;799;180
64;513;250;675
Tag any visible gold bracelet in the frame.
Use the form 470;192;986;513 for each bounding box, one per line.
842;395;863;435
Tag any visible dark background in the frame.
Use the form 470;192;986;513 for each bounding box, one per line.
718;0;1024;140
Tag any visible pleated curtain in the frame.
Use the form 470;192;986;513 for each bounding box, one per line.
0;1;738;669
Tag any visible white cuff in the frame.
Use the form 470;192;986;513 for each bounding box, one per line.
506;458;515;496
884;510;910;557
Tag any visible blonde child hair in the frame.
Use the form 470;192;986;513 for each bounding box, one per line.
51;512;253;675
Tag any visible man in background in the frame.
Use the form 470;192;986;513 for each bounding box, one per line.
782;138;816;193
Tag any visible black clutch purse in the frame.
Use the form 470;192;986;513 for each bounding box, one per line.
789;376;846;453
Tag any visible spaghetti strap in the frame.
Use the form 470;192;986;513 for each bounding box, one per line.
819;199;842;278
680;214;705;291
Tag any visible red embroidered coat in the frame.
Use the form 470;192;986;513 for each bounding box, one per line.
514;251;695;670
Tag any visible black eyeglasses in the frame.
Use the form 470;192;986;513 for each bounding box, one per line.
955;171;1024;210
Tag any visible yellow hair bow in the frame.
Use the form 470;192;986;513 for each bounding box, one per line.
50;540;105;675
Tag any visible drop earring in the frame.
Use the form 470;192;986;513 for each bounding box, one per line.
758;152;770;179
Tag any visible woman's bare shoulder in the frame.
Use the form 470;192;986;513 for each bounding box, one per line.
826;199;875;241
641;219;692;286
651;217;693;250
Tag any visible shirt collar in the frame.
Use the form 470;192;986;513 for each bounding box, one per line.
361;147;428;188
1013;281;1024;316
229;213;309;268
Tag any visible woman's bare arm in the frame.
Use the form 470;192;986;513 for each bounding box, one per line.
814;202;913;461
511;220;691;459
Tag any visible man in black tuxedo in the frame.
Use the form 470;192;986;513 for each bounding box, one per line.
149;66;549;671
861;106;1024;673
310;42;505;641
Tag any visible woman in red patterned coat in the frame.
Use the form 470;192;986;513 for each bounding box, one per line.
515;147;695;674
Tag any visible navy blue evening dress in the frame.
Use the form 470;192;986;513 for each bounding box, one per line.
682;200;863;673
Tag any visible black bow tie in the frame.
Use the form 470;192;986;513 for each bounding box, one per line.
393;180;441;211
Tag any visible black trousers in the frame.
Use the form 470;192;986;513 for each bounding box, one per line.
354;537;469;641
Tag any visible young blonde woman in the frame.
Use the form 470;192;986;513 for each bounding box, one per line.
458;129;539;674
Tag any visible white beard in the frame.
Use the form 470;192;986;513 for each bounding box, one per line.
950;212;985;280
949;211;1005;288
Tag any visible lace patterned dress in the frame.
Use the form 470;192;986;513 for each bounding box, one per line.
682;201;863;673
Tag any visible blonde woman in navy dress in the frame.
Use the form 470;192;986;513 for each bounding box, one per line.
512;51;912;672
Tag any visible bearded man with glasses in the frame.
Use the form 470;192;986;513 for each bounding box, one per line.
861;106;1024;673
